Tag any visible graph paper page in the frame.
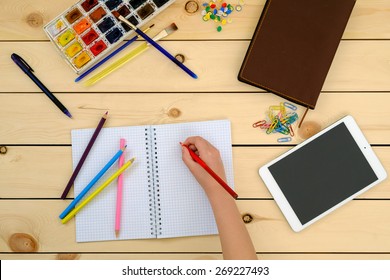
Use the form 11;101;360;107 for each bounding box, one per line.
152;120;234;238
71;125;153;242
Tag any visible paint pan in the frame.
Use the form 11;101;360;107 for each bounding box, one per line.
43;0;176;74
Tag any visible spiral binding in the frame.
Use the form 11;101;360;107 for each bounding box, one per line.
145;127;161;237
145;127;155;236
152;127;162;236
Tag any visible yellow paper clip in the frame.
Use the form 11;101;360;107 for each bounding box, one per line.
279;102;286;115
266;118;279;134
269;106;281;118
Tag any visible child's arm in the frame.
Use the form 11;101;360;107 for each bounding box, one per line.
182;136;257;260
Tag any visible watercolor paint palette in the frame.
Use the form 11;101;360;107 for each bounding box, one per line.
44;0;175;74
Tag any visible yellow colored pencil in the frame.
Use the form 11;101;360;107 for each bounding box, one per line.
84;23;178;87
84;43;149;87
61;158;135;224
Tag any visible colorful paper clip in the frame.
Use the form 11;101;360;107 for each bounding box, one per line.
253;100;299;142
283;102;297;111
289;125;295;136
274;123;290;135
266;117;279;134
277;137;292;143
252;120;266;128
280;112;298;125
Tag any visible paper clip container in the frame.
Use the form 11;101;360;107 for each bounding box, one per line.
43;0;176;74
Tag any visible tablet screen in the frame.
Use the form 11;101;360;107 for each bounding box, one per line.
268;122;378;225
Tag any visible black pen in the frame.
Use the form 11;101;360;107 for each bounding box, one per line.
11;53;72;119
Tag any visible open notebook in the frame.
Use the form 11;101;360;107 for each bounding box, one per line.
71;120;234;242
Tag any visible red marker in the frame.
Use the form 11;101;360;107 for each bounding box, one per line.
181;143;238;199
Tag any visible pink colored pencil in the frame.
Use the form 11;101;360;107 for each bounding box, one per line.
115;138;126;237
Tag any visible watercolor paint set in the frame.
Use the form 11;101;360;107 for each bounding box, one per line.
43;0;176;74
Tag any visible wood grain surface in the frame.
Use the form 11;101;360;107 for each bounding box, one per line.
0;0;389;260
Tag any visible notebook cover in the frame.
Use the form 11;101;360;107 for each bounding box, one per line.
238;0;356;109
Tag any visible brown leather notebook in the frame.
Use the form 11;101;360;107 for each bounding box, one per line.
238;0;356;109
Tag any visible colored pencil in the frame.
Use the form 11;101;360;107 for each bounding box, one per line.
181;143;238;199
84;23;178;87
115;138;126;237
118;16;198;79
61;111;108;199
84;43;149;86
61;158;135;224
74;25;154;82
59;146;127;219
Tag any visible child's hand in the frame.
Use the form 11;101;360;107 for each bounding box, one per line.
181;136;227;195
182;136;257;260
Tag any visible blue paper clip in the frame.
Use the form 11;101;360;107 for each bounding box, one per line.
277;137;292;143
283;102;297;111
274;124;290;135
280;112;298;126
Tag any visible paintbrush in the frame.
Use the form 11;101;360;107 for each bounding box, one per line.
151;23;178;42
75;24;155;82
118;15;198;79
84;23;179;86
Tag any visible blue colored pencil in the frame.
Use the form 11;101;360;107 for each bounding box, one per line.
59;146;127;219
74;25;154;82
118;16;198;79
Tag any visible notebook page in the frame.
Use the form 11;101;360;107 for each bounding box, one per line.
152;120;234;238
71;125;153;242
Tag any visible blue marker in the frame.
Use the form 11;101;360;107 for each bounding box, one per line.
11;53;72;118
59;146;126;219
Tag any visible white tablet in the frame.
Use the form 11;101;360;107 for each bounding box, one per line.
259;115;387;232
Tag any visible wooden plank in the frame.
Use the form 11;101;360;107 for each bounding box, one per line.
0;0;389;40
0;93;390;144
1;253;390;260
0;200;389;253
1;146;389;199
2;41;390;92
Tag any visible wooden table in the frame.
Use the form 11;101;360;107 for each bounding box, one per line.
1;0;389;260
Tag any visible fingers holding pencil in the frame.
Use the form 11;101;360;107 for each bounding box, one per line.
181;137;237;199
181;137;226;181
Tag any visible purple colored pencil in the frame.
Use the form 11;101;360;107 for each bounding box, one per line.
61;111;108;199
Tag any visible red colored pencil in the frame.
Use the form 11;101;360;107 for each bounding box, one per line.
181;143;238;199
61;111;108;199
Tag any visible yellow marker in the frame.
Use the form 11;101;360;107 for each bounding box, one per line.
84;43;149;86
61;158;135;224
83;22;178;86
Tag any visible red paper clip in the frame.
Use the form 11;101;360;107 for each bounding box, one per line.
289;125;295;136
252;120;266;128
